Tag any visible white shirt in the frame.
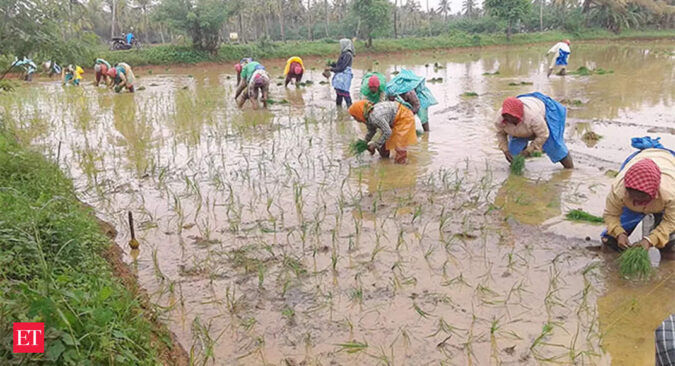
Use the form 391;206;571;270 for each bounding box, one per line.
547;42;571;55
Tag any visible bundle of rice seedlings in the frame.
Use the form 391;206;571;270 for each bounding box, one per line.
619;247;652;279
349;140;369;156
566;209;603;223
510;155;525;175
531;151;543;157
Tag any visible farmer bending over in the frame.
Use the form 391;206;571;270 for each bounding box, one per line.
602;139;675;256
493;93;574;169
235;61;269;110
348;100;418;164
284;56;304;87
107;62;135;93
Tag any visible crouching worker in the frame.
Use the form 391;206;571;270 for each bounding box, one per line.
235;61;269;110
348;100;417;164
107;62;135;93
94;58;111;87
284;56;304;87
602;139;675;256
494;92;574;169
63;65;84;86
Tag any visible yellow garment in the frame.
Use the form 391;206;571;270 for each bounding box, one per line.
119;63;135;86
283;57;304;76
603;149;675;248
493;97;549;154
75;66;84;80
385;104;417;151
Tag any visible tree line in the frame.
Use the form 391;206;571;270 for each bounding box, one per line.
0;0;672;61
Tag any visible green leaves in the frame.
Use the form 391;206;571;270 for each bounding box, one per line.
0;131;167;364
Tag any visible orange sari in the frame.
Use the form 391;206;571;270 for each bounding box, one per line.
385;103;417;151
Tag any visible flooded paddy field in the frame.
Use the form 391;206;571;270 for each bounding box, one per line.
1;40;673;365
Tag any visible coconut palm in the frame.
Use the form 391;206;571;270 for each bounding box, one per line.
437;0;451;20
463;0;477;17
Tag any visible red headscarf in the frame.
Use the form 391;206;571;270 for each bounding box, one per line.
368;75;380;90
563;39;571;45
254;73;265;86
624;158;661;204
501;97;524;123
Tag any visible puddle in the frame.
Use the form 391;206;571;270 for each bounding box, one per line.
1;40;673;364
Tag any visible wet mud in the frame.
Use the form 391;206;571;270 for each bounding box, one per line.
1;40;673;365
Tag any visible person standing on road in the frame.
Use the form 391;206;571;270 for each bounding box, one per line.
493;92;574;169
546;39;571;77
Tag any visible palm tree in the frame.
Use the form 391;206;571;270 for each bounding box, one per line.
135;0;151;39
437;0;450;20
462;0;476;17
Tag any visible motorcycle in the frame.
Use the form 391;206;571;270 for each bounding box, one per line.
110;35;142;51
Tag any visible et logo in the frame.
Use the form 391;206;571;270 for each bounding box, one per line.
13;322;44;353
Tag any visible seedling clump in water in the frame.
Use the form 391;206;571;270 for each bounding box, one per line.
619;247;652;279
349;139;369;156
566;209;603;223
510;155;525;175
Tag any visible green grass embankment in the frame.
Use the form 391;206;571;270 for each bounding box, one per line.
0;125;185;364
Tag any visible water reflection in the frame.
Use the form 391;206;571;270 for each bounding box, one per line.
494;168;572;225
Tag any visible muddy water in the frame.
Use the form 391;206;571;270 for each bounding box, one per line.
1;40;674;365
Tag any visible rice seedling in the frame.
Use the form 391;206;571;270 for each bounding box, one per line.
565;209;603;223
618;247;652;279
510;155;525;175
336;340;368;353
461;92;479;97
349;139;369;156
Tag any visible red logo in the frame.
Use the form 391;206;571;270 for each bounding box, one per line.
13;323;44;353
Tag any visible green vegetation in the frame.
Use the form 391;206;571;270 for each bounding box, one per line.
572;66;615;76
266;99;289;105
5;29;661;69
0;126;177;364
349;139;369;156
566;209;604;223
462;92;479;97
484;0;531;39
352;0;392;47
510;155;525;176
619;247;652;279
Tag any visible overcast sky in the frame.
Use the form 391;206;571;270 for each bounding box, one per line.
407;0;481;14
